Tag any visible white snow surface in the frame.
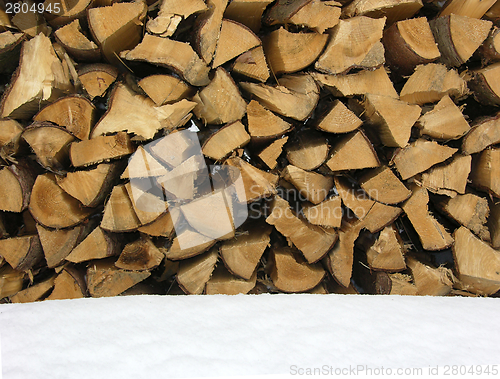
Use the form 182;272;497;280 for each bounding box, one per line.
0;294;499;378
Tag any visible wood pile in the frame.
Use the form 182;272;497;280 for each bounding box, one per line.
1;0;500;301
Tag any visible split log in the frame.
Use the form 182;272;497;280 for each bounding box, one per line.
192;68;246;125
88;0;147;64
205;264;257;294
122;34;210;87
469;63;500;107
45;267;84;299
247;100;292;141
266;196;338;263
416;95;470;140
176;247;218;294
115;236;164;271
10;275;55;303
165;227;217;260
386;273;418;295
70;132;135;168
436;193;490;241
146;0;207;37
212;19;260;68
78;63;118;100
240;74;319;121
365;225;406;272
360;202;402;233
479;27;500;64
392;138;457;180
138;209;180;238
87;259;151;297
122;145;169;179
202;121;250;160
0;31;25;74
22;123;75;173
302;196;342;229
0;118;24;162
0;266;24;298
0;235;43;271
282;165;333;204
33;95;95;140
315;16;386;75
418;154;471;197
406;256;453;296
313;67;398;98
263;28;328;75
257;137;288;170
0;33;73;119
334;176;375;220
138;75;193;106
53;19;100;62
399;63;467;105
285;130;328;171
439;0;497;19
316;100;362;134
65;226;121;263
430;15;491;67
343;0;423;24
453;226;500;295
359;166;411;205
232;46;270;82
361;94;421;147
269;246;325;293
100;184;141;232
382;17;440;75
470;147;500;198
43;0;93;27
462;113;500;155
224;0;274;33
193;0;228;65
402;184;454;251
326;131;380;172
0;163;35;212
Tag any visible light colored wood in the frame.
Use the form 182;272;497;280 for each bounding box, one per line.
232;46;270;82
54;19;100;62
431;15;492;67
66;226;120;263
313;67;398;98
386;273;418;295
362;94;421;148
221;223;271;280
393;138;457;180
115;236;164;271
439;0;497;18
46;267;86;300
88;0;147;64
366;225;406;272
270;246;325;293
70;132;134;167
165;227;217;260
0;235;43;271
30;173;93;229
78;64;118;99
462;113;500;155
0;119;23;162
126;180;169;227
406;257;453;296
0;34;73;119
0;163;35;213
202;121;250;160
282;165;333;205
453;226;500;295
101;184;141;232
266;196;338;263
316;16;386;75
470;147;500;198
138;209;180;238
382;17;440;75
334;176;375;220
344;0;423;24
470;62;500;106
400;63;467;105
43;0;93;27
91;84;196;140
359;166;411;205
418;154;471;197
302;196;342;228
87;259;151;297
264;28;328;75
240;74;319;121
360;201;402;233
156;154;206;200
316;100;362;134
193;68;246;125
213;19;260;68
402;184;454;251
177;247;218;294
224;0;274;32
193;0;228;64
326;131;380;172
247;100;292;140
22;123;75;173
258;137;288;170
146;0;206;37
437;193;490;241
205;264;257;295
138;75;193;106
10;275;56;303
225;156;278;202
417;95;469;140
0;266;24;298
121;145;168;179
122;34;210;87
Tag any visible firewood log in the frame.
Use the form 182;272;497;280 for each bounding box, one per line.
0;162;35;212
224;0;274;33
77;63;118;100
53;19;100;62
343;0;423;24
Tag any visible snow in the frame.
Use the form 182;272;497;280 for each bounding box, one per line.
0;294;499;379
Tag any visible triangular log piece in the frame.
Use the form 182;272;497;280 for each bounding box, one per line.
205;264;257;294
406;256;453;296
364;225;406;272
470;62;500;106
0;234;43;271
359;166;411;205
470;147;500;198
316;100;363;134
138;75;194;106
462;112;500;155
78;63;118;99
282;165;333;204
202;121;250;160
10;275;56;303
257;137;288;170
343;0;423;24
66;226;121;263
53;19;100;62
100;184;141;232
334;176;375;220
302;196;342;228
176;247;218;294
285;130;329;171
146;0;207;37
418;154;471;196
46;266;86;300
326;131;380;172
246;100;292;141
232;46;270;82
224;0;274;33
115;236;164;271
0;163;35;212
193;0;228;65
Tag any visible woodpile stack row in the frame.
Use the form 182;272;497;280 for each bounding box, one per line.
1;0;500;301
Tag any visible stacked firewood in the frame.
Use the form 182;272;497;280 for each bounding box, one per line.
1;0;500;301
